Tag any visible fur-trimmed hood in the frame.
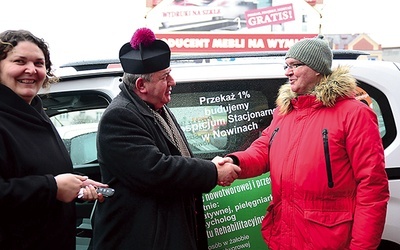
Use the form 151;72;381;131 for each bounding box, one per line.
276;65;357;114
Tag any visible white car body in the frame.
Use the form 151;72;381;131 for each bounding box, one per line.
40;52;400;248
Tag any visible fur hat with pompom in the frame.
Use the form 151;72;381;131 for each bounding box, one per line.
119;27;171;74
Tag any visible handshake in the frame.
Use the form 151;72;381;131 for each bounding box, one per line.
212;156;241;187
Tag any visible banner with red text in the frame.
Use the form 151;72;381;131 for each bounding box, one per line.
157;33;317;53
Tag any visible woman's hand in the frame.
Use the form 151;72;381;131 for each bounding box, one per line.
79;177;109;203
54;174;108;203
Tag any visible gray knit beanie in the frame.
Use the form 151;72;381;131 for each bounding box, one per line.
285;36;333;75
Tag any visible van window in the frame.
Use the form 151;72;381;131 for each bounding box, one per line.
50;108;105;165
357;82;396;148
169;78;284;158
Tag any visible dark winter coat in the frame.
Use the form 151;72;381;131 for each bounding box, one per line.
0;84;75;250
229;66;389;249
92;83;217;250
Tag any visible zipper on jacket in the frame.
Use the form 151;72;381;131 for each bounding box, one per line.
322;129;334;188
268;127;279;151
268;127;279;165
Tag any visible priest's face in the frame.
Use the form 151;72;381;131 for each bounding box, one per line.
142;67;176;110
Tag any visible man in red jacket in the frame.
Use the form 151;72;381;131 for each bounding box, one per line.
220;36;389;249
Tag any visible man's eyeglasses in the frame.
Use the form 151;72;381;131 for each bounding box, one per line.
284;63;306;70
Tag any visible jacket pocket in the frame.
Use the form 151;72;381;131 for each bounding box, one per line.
304;210;353;227
301;210;353;249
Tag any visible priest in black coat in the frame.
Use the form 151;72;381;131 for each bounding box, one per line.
92;27;240;250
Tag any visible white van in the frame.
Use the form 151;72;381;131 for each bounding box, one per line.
40;51;400;249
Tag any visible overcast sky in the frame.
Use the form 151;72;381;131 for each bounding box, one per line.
1;0;398;67
321;0;398;46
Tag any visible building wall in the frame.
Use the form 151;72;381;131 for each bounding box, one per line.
382;48;400;63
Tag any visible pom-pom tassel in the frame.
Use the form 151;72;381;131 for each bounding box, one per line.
130;27;156;50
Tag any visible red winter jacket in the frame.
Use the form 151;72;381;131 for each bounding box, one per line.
228;67;389;250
